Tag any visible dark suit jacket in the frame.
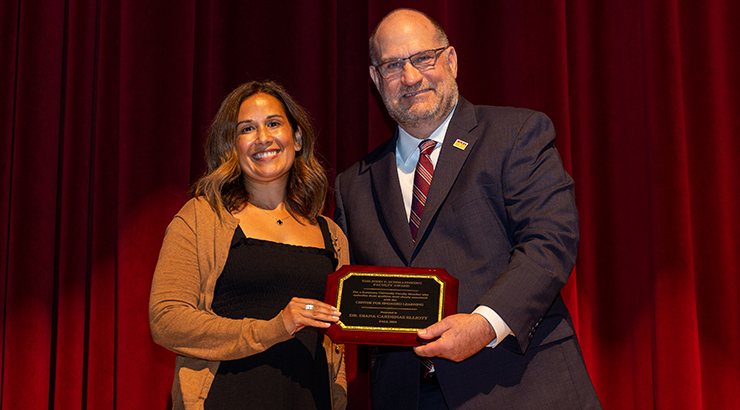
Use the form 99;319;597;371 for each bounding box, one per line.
334;97;601;410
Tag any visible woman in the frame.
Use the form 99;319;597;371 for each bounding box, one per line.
149;80;348;410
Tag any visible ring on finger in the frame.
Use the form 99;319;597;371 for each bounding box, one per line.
305;304;314;311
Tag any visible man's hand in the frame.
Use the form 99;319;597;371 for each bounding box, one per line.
413;313;496;362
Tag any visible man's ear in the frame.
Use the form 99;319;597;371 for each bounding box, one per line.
446;46;458;79
294;128;303;151
369;65;382;91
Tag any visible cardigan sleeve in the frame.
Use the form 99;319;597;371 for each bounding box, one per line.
322;216;350;410
325;216;351;269
149;203;292;361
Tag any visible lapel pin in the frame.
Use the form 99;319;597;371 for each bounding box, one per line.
453;139;469;150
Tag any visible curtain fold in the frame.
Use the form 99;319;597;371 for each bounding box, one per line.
1;1;738;409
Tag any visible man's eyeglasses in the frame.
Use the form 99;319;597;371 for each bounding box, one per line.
373;46;450;79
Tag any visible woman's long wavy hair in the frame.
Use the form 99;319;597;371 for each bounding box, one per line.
189;80;328;222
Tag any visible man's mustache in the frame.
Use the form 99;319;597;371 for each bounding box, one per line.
398;82;432;97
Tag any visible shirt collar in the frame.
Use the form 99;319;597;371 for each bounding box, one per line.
396;105;457;163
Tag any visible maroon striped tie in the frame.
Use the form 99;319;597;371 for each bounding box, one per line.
409;139;436;241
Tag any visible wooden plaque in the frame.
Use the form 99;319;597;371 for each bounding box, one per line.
323;265;458;346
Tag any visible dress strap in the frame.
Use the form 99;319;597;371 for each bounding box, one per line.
316;216;335;252
317;217;339;270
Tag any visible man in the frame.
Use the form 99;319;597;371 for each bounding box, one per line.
334;8;602;410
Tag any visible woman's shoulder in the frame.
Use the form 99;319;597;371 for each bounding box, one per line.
319;215;349;267
174;196;237;227
174;196;210;218
318;215;343;235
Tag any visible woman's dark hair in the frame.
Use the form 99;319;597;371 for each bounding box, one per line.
189;80;327;222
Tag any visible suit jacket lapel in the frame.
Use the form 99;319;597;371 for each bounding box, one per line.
414;97;479;248
370;131;415;264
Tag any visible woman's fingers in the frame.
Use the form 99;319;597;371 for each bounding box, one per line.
281;297;341;335
300;298;341;319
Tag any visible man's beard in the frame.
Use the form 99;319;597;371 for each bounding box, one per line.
381;78;459;130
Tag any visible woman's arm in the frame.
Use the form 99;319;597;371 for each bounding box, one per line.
149;213;292;361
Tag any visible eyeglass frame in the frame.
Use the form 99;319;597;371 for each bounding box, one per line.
372;46;451;79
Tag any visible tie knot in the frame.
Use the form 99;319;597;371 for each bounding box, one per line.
419;139;436;156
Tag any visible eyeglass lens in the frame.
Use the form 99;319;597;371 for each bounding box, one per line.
379;48;444;78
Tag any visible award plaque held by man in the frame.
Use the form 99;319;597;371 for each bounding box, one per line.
324;265;458;346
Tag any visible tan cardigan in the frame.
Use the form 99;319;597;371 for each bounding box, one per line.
149;197;349;410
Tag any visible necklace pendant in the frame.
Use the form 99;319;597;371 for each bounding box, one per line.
276;219;283;226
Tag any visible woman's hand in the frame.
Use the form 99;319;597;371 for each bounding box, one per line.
280;297;341;336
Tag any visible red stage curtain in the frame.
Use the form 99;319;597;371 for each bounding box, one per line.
1;1;738;409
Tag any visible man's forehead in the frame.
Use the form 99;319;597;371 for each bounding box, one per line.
377;43;433;61
375;30;437;60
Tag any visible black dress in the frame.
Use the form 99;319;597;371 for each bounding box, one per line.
204;218;338;410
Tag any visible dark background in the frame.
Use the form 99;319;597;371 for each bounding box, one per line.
2;0;738;409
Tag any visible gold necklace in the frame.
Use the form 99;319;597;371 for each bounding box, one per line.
254;206;292;226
